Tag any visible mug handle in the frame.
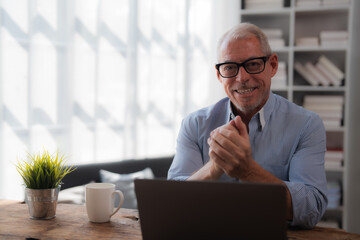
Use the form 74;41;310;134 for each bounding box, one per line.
110;190;124;218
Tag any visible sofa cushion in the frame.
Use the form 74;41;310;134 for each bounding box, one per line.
99;168;154;209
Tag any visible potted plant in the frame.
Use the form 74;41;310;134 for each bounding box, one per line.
16;150;76;219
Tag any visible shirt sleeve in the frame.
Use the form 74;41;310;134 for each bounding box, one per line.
167;115;205;180
285;113;328;229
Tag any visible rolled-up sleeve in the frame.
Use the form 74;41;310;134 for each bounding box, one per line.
168;115;204;180
286;113;328;228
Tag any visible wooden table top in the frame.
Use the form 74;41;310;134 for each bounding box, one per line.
0;200;360;240
0;200;141;240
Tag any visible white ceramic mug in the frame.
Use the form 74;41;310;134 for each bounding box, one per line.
85;183;124;223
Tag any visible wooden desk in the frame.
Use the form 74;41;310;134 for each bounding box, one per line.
0;200;141;240
0;200;359;240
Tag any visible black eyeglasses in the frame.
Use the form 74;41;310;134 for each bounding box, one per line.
215;56;269;78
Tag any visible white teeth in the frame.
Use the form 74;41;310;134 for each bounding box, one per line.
235;88;255;94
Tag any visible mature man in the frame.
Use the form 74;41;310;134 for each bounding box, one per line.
168;23;328;228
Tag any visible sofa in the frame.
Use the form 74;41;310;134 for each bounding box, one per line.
61;156;173;190
58;156;174;208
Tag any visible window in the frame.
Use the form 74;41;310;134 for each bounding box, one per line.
0;0;236;200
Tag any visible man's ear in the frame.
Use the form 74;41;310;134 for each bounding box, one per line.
215;65;223;84
269;53;278;78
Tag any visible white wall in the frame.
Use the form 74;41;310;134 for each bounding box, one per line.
207;0;240;104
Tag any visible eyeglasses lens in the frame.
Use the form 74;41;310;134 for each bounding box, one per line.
219;64;238;78
245;59;264;73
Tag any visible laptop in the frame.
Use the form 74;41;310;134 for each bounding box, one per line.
134;179;287;240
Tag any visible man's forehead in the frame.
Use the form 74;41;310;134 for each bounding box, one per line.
220;35;259;48
219;37;264;62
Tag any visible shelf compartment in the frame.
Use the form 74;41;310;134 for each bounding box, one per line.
241;14;291;47
293;51;346;87
295;11;349;45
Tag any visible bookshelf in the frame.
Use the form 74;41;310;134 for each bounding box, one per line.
239;0;353;228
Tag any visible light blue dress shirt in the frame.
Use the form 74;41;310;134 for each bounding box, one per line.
168;92;328;228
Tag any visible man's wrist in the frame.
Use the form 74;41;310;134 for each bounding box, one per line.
238;158;256;180
188;161;223;181
209;162;223;179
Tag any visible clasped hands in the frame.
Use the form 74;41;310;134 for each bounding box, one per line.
207;116;254;179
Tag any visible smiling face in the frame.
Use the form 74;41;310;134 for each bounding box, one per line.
217;36;278;119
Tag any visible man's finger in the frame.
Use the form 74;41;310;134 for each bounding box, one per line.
233;116;248;135
229;120;240;134
211;121;239;137
208;136;234;161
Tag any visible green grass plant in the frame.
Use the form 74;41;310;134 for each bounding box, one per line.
16;150;76;189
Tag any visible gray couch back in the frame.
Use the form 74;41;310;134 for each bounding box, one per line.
61;156;173;190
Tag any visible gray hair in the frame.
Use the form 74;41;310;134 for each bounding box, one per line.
217;23;272;62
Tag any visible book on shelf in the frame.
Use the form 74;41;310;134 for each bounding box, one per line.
268;38;285;48
323;119;342;127
304;62;330;86
303;95;344;104
317;111;343;119
325;161;343;169
277;61;286;71
296;0;321;7
325;149;344;169
315;61;342;86
322;0;350;6
318;55;345;81
295;56;344;87
263;28;286;48
307;111;342;127
321;39;348;48
325;149;344;161
325;159;343;166
327;181;341;209
305;107;343;115
320;31;348;39
272;61;287;88
294;62;319;86
271;80;286;89
262;28;283;38
303;95;344;127
295;37;319;47
244;0;284;9
244;0;283;3
320;31;348;47
303;104;343;112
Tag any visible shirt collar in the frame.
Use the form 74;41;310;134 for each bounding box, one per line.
228;100;235;121
228;92;275;131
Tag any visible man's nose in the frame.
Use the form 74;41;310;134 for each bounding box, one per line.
235;66;250;83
